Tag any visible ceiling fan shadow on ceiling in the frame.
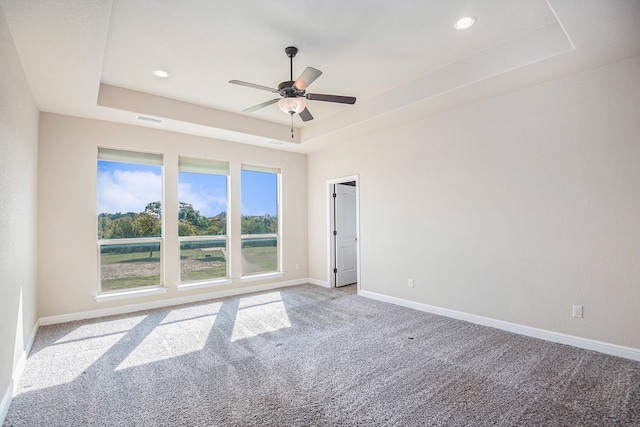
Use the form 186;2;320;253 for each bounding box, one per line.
229;46;356;138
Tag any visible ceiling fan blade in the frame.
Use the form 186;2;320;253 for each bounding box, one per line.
293;67;322;91
243;98;280;113
229;80;279;94
299;107;314;122
306;93;356;104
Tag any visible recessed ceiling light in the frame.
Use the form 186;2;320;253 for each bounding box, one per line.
152;69;170;78
454;16;476;30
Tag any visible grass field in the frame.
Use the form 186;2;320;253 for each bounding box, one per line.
242;246;277;274
100;246;277;292
180;248;227;282
100;251;160;265
100;250;161;292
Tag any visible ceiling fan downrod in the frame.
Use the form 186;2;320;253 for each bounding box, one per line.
285;46;298;82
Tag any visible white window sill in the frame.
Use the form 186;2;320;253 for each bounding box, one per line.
177;278;233;292
95;287;167;303
240;272;284;283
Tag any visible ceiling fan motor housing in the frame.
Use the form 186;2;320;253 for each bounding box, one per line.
278;81;300;97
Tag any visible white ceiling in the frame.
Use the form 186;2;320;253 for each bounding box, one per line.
1;0;639;153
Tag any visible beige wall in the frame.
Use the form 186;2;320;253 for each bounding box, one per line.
0;7;39;404
308;56;640;349
37;113;307;318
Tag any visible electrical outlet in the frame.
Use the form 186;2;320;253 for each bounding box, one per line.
295;263;299;270
408;279;414;288
572;305;583;318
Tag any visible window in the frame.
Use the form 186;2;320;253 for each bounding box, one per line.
241;165;281;276
178;157;229;283
97;148;163;293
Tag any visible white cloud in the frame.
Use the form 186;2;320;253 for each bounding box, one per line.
98;170;162;214
178;183;226;217
241;204;268;217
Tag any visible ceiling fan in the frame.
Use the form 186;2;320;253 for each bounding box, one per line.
229;46;356;128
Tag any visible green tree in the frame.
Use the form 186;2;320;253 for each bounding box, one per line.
178;221;198;236
110;216;136;238
241;214;277;234
135;213;159;236
135;213;160;256
144;201;161;217
98;202;230;240
98;215;112;239
205;220;222;235
179;202;207;235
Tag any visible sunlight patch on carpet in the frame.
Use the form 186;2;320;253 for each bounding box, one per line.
231;291;291;342
54;315;148;345
21;316;149;391
116;302;221;370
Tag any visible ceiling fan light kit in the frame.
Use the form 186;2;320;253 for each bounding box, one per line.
278;97;306;115
229;46;356;136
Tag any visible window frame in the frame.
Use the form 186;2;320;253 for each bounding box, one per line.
96;148;164;296
177;157;230;287
240;164;282;279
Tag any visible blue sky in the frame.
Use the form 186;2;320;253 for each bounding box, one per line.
241;170;277;216
97;161;277;217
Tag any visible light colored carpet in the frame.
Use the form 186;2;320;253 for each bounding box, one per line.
4;284;639;426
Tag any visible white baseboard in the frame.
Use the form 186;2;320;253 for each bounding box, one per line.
39;278;310;326
0;379;13;426
12;320;40;395
307;278;331;288
2;317;40;425
358;290;640;362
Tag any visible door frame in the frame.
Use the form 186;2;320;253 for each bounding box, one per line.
326;175;360;290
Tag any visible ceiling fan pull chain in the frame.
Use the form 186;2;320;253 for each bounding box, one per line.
291;113;294;139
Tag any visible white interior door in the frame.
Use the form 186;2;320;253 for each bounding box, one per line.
335;183;357;287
